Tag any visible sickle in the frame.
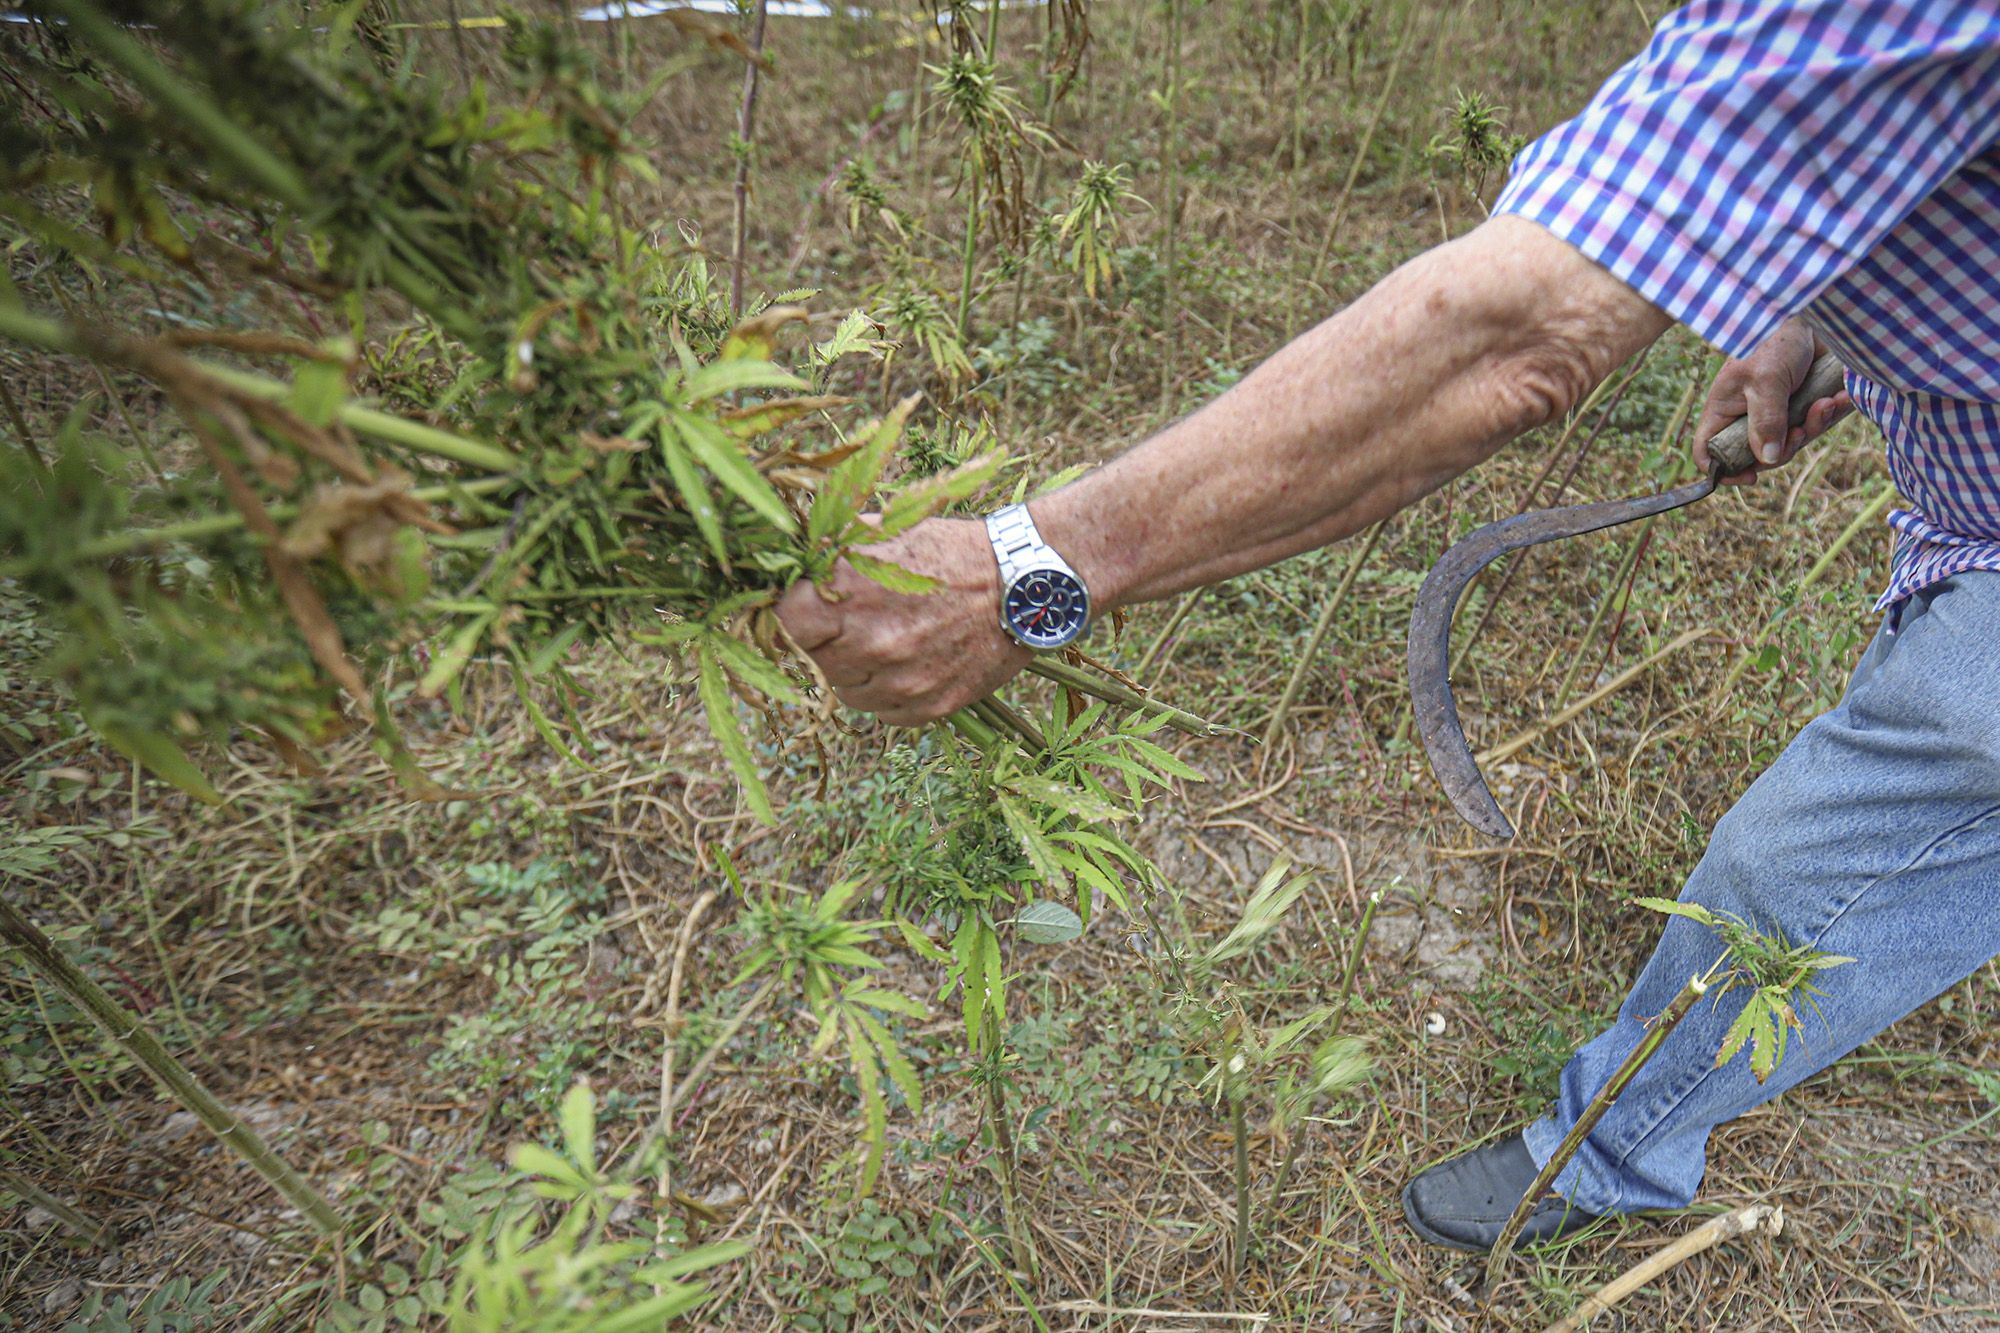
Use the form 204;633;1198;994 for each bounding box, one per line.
1407;352;1849;840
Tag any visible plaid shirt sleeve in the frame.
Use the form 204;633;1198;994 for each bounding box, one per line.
1493;1;2000;358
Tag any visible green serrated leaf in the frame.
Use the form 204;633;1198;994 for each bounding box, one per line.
1749;999;1781;1083
855;1008;923;1112
1014;899;1084;945
844;550;939;594
557;1082;595;1174
708;631;804;705
92;720;223;805
672;409;796;533
659;426;728;565
1634;897;1718;927
997;795;1068;886
1003;770;1129;824
696;645;775;824
1117;733;1205;782
822;395;919;530
683;358;807;401
1714;1004;1756;1070
866;451;1005;540
895;917;952;963
845;1020;889;1194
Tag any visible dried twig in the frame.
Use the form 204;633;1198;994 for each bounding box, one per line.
1542;1204;1785;1333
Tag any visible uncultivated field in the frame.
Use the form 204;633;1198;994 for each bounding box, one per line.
3;2;1998;1330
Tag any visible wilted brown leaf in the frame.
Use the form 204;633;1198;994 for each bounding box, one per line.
722;393;850;439
660;8;776;70
580;431;647;455
721;304;810;361
281;470;450;595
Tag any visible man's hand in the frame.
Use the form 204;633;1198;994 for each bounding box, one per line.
775;518;1032;727
1693;319;1852;486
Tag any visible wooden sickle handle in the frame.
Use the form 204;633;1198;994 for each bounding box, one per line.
1702;351;1848;477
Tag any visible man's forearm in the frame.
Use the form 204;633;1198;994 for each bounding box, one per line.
1035;216;1672;611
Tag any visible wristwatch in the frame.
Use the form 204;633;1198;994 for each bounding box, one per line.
985;503;1091;650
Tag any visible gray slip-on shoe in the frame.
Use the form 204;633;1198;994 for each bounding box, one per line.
1401;1131;1602;1253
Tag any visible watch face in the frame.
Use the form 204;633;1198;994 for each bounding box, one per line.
1003;568;1090;648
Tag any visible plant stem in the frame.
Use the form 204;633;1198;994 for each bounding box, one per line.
1288;0;1310;173
945;706;1003;749
49;477;516;566
1134;588;1204;684
1023;656;1230;737
729;0;771;317
39;0;310;212
973;694;1048;752
1158;0;1183;418
0;307;518;473
1328;889;1382;1033
1546;1203;1783;1333
1261;518;1387;751
1478;626;1714;770
197;364;519;472
1303;1;1420;302
1267;888;1381;1217
1230;1088;1251;1283
957;160;983;344
0;361;49;472
1718;479;1900;694
0;1163;114;1248
1483;971;1711;1290
0;895;345;1239
981;1009;1037;1277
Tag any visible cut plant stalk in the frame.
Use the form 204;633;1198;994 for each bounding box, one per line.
0;895;345;1239
1544;1203;1783;1333
1024;656;1230;737
1483;969;1712;1290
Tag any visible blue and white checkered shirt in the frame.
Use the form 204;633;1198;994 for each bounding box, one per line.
1494;0;2000;612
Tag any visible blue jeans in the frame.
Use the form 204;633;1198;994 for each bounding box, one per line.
1525;571;2000;1214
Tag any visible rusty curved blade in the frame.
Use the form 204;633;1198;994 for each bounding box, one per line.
1407;473;1718;839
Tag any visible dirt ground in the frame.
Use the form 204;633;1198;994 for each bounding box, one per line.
5;1;1999;1329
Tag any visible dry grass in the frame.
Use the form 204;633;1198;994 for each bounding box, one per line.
4;2;1998;1330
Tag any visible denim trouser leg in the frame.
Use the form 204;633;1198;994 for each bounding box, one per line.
1522;572;2000;1215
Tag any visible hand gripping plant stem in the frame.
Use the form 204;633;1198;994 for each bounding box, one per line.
0;895;345;1239
1483;970;1712;1292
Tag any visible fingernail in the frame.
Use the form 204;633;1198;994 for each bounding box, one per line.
1758;440;1781;464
